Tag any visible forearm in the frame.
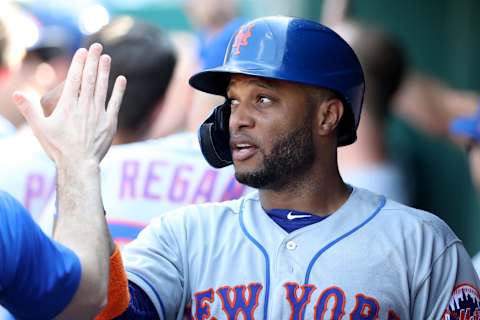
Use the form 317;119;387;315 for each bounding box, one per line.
54;161;112;319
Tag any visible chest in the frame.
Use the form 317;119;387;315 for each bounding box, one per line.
188;229;410;319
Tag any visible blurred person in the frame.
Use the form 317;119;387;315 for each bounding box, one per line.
0;6;84;218
449;99;480;274
184;0;240;44
184;0;245;76
319;0;480;256
335;22;409;204
0;3;29;135
394;72;479;138
0;2;81;131
147;31;197;138
0;20;16;137
38;17;248;246
387;76;480;256
451;99;480;188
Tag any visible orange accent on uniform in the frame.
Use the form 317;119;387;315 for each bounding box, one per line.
95;245;130;320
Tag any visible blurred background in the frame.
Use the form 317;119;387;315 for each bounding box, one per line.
3;0;478;89
1;0;480;261
1;1;480;317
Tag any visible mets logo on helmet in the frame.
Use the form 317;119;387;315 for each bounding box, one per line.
232;23;255;55
442;283;480;320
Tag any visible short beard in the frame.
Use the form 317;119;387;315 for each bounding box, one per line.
235;120;315;191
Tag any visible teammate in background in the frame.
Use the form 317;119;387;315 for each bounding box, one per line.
319;0;480;258
450;100;480;275
335;22;410;204
0;4;26;137
4;43;126;319
36;16;479;319
0;5;83;219
184;0;241;59
39;17;248;245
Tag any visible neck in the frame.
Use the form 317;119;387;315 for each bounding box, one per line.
258;160;351;217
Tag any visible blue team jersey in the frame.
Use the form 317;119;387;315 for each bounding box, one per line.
0;191;81;319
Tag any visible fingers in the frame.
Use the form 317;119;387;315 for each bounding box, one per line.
12;92;43;127
59;48;88;106
78;43;103;108
40;82;64;116
94;55;111;112
106;76;127;125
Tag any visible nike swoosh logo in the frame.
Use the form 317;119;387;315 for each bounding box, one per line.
286;211;311;220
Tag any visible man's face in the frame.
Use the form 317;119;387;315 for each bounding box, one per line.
227;75;316;190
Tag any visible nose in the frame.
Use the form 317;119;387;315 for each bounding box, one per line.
229;102;254;133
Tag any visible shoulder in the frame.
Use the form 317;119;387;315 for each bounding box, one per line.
156;192;254;224
146;191;257;233
370;188;459;246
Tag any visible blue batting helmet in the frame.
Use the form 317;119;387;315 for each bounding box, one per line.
189;16;365;168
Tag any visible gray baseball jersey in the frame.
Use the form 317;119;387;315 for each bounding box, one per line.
123;187;480;319
473;252;480;276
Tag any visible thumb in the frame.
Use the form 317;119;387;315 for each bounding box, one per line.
12;91;43;126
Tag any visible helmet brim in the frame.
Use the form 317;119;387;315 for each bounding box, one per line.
189;69;234;97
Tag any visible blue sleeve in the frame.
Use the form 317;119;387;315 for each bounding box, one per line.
114;281;159;320
0;191;81;319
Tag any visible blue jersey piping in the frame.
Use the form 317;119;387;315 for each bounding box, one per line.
239;198;270;320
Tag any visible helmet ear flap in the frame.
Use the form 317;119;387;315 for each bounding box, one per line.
198;102;233;168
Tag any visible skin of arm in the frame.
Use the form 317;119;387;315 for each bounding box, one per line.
12;43;126;319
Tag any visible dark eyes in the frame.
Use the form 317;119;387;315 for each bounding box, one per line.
258;96;272;104
227;95;273;108
228;98;240;106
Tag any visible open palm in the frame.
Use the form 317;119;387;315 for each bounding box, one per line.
13;43;126;165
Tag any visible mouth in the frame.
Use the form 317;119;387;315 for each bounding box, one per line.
230;141;259;162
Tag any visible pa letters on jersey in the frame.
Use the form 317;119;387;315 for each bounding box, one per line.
123;188;480;319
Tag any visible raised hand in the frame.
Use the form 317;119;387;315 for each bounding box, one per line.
11;43;127;318
13;43;126;165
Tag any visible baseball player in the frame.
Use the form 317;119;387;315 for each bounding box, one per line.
4;42;126;319
33;17;480;319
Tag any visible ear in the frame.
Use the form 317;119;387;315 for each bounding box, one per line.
316;98;344;136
